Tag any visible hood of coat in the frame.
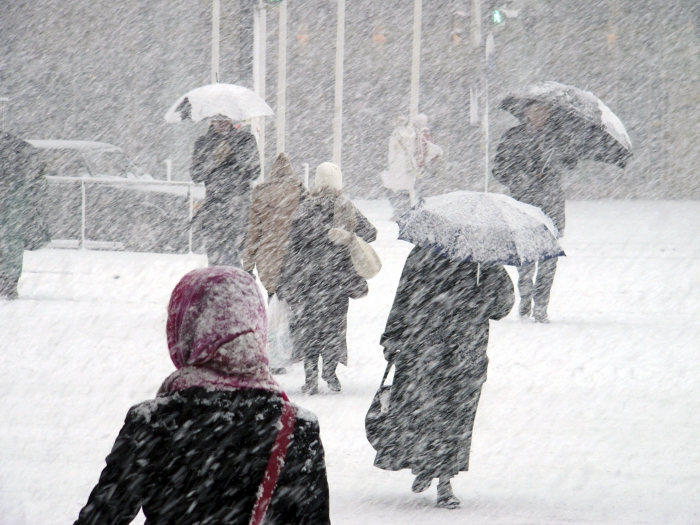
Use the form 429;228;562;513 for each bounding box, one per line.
268;152;294;182
159;267;282;395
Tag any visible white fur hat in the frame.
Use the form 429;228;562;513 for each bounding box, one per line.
315;162;342;191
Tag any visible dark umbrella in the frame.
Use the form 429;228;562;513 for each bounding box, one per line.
500;81;633;169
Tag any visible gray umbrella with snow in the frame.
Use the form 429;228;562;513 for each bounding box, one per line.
500;81;633;169
398;191;564;267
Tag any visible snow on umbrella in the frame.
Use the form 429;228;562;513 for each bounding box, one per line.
165;84;274;123
398;191;565;267
500;81;633;169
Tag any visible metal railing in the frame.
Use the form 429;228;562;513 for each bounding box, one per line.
45;176;204;253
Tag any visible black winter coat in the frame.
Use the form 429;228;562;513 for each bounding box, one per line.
190;126;259;234
276;191;377;365
374;246;514;477
74;388;330;525
492;124;578;233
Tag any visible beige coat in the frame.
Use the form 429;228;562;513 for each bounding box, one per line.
242;153;304;294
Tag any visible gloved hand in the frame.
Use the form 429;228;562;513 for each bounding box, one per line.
383;344;400;363
328;227;353;246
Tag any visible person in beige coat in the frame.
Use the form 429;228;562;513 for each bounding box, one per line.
242;152;305;296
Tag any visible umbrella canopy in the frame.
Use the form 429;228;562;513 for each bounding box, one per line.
398;191;565;266
500;81;633;169
165;84;274;123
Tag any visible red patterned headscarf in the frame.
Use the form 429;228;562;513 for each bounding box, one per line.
158;267;282;395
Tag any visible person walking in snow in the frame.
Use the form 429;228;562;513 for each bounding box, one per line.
242;152;304;297
0;132;48;299
73;267;330;525
374;246;514;508
191;116;259;267
381;116;418;220
276;162;377;395
492;101;577;323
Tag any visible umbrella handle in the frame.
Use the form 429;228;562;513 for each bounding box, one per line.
477;263;481;285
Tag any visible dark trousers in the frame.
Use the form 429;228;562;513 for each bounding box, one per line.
304;356;338;384
517;257;557;313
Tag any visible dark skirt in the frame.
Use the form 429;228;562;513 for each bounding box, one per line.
374;342;487;478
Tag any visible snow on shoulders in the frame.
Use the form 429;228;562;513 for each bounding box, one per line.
130;395;175;423
292;404;318;424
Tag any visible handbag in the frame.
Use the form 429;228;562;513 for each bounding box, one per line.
365;361;394;451
348;234;382;279
249;395;296;525
330;197;382;280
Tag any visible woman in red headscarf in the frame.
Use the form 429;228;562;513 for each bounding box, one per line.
73;267;330;525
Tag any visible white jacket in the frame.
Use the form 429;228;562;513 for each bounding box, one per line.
381;124;418;191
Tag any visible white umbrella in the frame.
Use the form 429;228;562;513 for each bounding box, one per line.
398;191;564;267
165;84;274;123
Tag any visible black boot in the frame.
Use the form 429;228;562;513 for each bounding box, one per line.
301;359;319;395
533;305;549;323
436;478;460;509
0;276;19;300
411;473;432;493
519;297;532;318
321;358;341;392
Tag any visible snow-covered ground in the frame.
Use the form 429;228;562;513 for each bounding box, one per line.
1;200;699;525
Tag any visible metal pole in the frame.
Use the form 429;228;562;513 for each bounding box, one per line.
409;0;422;122
484;33;494;193
332;0;345;167
212;0;220;83
253;2;267;178
80;179;86;248
188;183;194;253
259;7;267;177
276;0;287;154
471;0;482;47
484;78;489;193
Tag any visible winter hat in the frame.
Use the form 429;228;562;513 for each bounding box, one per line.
413;113;429;129
159;267;282;395
315;162;342;192
268;152;295;181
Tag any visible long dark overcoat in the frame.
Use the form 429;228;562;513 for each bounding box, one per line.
74;388;330;525
0;133;47;278
374;246;514;478
190;126;260;265
492;123;578;232
276;191;377;366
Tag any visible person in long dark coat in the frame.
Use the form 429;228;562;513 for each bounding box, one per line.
191;117;260;267
0;132;48;299
73;267;330;525
492;101;577;323
276;162;377;395
375;245;514;508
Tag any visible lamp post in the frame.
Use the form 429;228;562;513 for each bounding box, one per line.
276;0;287;154
409;0;422;122
211;0;220;83
332;0;346;168
253;1;267;178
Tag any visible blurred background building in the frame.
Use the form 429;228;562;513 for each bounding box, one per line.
1;0;699;198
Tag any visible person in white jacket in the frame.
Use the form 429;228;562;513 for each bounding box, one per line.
381;117;418;220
